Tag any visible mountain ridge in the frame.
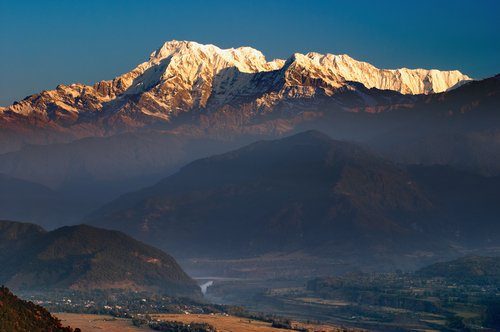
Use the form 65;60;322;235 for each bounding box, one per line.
0;41;470;150
84;130;500;273
0;220;201;297
84;130;447;266
0;43;497;232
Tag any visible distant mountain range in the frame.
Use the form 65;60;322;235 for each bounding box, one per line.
0;220;201;297
0;41;498;253
84;131;500;269
0;40;469;146
0;173;99;228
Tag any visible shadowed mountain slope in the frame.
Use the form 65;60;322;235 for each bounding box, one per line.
85;130;448;264
0;221;201;298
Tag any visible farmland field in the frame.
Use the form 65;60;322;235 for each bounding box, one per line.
55;313;147;332
55;312;360;332
151;313;361;332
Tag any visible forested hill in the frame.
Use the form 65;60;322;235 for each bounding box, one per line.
0;286;78;332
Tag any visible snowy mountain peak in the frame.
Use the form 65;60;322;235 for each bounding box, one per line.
1;40;472;129
284;51;471;94
149;40;224;61
148;40;282;73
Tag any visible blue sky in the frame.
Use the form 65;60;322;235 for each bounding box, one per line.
0;0;499;105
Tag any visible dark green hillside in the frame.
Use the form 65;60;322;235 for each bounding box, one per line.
417;256;500;284
0;221;201;298
0;286;76;332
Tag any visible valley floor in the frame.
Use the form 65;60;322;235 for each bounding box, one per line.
55;313;147;332
55;312;360;332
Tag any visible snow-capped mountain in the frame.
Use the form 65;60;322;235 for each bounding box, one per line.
0;42;497;229
1;40;470;123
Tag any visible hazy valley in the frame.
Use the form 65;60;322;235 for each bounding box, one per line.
0;37;499;332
